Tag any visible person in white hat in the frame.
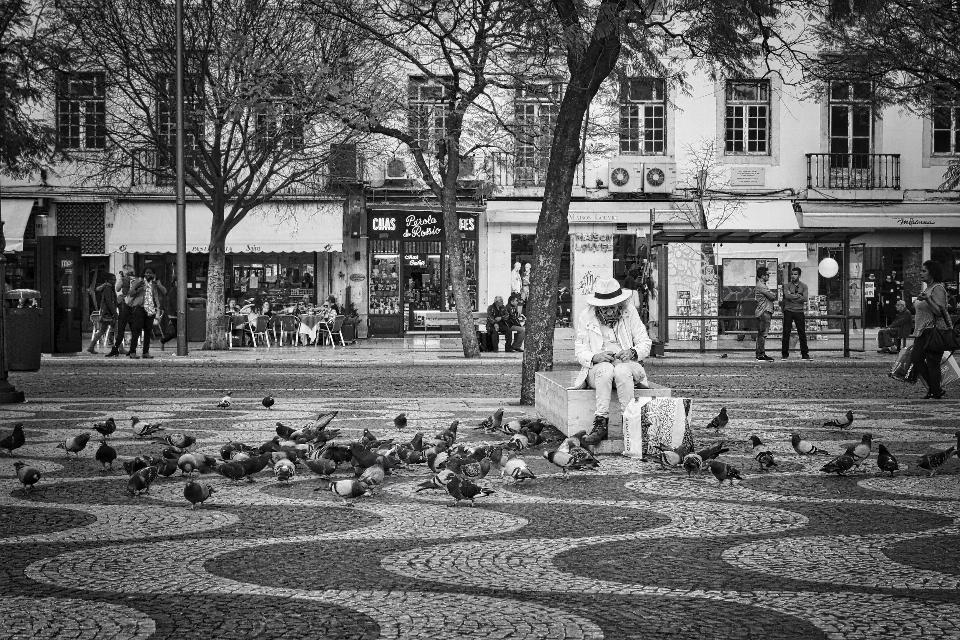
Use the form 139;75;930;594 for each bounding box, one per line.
573;277;653;444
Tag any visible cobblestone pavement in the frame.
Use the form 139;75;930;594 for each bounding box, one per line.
2;362;959;639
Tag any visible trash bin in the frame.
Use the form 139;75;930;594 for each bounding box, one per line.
186;298;207;342
4;289;42;372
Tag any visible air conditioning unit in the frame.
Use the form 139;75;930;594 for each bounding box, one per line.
608;156;645;193
386;157;407;179
642;161;677;193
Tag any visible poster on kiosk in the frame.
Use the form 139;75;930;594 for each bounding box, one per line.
38;236;83;354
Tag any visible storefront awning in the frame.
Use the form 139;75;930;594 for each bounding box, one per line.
485;199;683;224
653;228;869;244
0;199;35;252
108;201;343;253
793;201;960;228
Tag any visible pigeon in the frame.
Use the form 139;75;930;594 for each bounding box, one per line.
130;416;163;437
262;396;275;409
155;457;179;477
436;421;459;447
707;407;728;431
477;407;503;432
506;433;530;452
93;417;117;438
361;429;392;449
157;433;196;450
184;480;215;508
791;433;831;457
304;457;337;477
415;469;457;492
708;460;742;484
502;419;523;435
216;460;248;483
240;451;273;477
446;475;495;506
0;423;25;456
359;457;386;491
747;435;764;454
127;465;158;496
682;453;704;477
13;461;40;491
350;442;381;470
446;450;492;480
394;413;407;429
95;440;117;471
917;446;956;477
160;446;185;460
844;433;873;469
543;447;600;479
316;478;368;505
755;451;777;471
56;433;90;457
876;444;900;476
654;444;689;470
217;392;232;409
274;458;296;482
123;456;151;475
177;453;200;475
823;409;854;429
821;453;856;476
503;453;536;483
697;442;730;464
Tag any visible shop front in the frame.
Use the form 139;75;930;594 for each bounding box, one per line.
366;206;480;337
108;199;343;308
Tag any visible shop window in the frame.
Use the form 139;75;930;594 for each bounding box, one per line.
445;239;478;311
725;80;769;155
57;71;106;150
370;240;400;315
620;77;666;155
511;234;571;296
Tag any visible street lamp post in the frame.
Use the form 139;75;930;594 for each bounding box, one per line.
0;221;26;404
175;0;188;356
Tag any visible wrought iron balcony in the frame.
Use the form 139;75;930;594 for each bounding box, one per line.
490;151;583;189
806;153;900;190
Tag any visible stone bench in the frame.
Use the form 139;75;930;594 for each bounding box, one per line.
535;370;672;454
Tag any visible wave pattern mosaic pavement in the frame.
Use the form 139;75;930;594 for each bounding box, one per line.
1;396;959;639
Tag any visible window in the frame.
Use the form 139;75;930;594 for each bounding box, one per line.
156;74;204;177
932;91;960;156
408;76;451;155
829;81;873;157
255;83;304;151
57;72;106;150
725;80;769;154
514;79;561;186
620;78;666;154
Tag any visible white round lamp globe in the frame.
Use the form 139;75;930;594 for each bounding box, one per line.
818;257;839;278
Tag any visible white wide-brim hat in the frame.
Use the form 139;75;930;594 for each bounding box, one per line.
584;277;632;306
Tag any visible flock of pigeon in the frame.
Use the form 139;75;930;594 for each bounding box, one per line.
2;400;958;504
653;407;960;483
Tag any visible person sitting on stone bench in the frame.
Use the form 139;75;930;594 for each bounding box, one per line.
486;294;525;352
878;299;913;354
573;277;652;445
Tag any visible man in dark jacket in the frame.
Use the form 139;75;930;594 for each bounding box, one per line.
106;264;136;358
87;273;118;353
878;300;913;354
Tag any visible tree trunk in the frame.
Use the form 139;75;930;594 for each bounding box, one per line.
519;85;592;404
203;210;229;350
441;181;481;358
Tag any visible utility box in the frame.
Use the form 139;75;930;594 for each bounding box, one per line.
4;289;42;371
186;298;207;341
37;236;83;354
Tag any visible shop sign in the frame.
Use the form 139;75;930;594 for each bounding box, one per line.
367;210;479;240
349;273;366;282
404;253;428;267
574;232;614;253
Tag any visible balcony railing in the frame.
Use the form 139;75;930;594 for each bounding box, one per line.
806;153;900;190
490;151;584;189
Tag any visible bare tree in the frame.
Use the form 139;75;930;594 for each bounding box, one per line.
518;0;822;404
309;0;533;358
58;0;366;348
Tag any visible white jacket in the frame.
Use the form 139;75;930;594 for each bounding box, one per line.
573;304;652;389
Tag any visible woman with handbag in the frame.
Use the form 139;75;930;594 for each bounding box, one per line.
907;260;952;399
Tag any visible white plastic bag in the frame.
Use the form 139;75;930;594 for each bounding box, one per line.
621;396;652;458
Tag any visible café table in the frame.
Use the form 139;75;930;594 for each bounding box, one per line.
297;314;328;345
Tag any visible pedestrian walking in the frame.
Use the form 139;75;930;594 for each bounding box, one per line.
906;260;950;399
754;267;776;361
781;267;812;360
88;273;118;353
126;267;166;359
105;264;137;358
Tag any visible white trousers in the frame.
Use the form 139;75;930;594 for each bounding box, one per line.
586;360;648;417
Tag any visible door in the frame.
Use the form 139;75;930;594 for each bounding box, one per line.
829;81;874;188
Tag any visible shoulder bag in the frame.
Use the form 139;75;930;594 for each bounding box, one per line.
924;284;959;353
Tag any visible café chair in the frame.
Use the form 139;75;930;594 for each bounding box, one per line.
226;315;247;348
276;314;300;346
324;315;347;347
247;315;272;347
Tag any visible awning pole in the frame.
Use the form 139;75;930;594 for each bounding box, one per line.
843;241;850;358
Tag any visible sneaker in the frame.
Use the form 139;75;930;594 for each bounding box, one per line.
142;354;154;359
105;352;119;358
86;347;97;354
127;354;140;359
781;355;789;360
756;355;774;361
582;415;609;446
801;355;813;361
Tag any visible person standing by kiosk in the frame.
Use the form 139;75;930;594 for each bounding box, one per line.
781;267;812;360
